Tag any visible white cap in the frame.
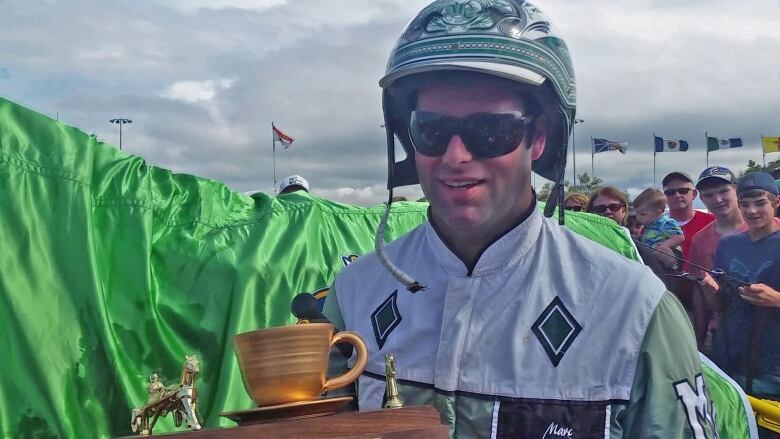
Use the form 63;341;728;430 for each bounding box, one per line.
279;175;309;193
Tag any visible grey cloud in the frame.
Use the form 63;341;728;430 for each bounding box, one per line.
2;0;779;207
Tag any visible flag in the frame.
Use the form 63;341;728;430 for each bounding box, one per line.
706;136;742;152
763;136;780;154
592;138;628;154
272;123;295;149
654;136;689;152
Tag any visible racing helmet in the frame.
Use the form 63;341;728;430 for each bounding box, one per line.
380;0;576;187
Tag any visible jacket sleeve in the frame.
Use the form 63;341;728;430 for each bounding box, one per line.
614;291;718;438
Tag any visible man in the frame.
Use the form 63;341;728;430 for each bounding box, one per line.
279;174;310;194
701;172;780;402
689;167;744;348
662;171;715;262
324;1;715;437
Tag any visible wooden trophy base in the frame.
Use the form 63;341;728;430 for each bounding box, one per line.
123;405;449;438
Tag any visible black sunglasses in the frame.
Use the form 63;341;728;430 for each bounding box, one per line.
663;187;693;196
565;205;583;212
591;203;624;214
409;110;534;158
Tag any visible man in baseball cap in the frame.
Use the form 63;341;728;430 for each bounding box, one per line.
689;166;743;348
662;171;715;266
701;172;780;398
279;175;310;194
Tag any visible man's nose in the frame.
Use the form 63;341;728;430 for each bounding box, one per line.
441;135;474;166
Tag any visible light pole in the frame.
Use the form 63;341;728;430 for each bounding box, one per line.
109;118;132;150
572;118;584;185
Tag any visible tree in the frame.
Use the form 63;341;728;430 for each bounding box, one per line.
537;173;604;203
737;158;780;179
564;173;603;195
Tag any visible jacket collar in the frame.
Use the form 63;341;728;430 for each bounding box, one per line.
425;202;543;277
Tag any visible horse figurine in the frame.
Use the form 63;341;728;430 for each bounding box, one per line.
131;355;202;435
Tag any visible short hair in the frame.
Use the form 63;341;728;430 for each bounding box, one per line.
565;192;588;207
586;186;627;212
633;188;667;211
586;186;628;226
739;189;779;208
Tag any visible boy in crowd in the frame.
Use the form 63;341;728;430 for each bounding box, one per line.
689;167;744;348
633;188;684;267
702;172;780;398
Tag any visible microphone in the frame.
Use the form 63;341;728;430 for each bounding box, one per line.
291;293;353;358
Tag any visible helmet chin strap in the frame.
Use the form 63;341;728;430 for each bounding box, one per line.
374;187;427;293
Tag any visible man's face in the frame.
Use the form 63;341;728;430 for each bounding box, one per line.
634;206;661;227
414;82;544;232
738;193;779;231
698;183;737;218
663;178;696;211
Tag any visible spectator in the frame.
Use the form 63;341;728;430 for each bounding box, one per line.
701;172;780;399
689;166;744;349
563;192;588;212
662;172;715;262
279;175;310;194
633;188;684;268
586;186;628;226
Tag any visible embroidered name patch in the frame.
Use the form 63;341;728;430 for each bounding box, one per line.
495;399;608;439
531;296;582;367
371;290;402;349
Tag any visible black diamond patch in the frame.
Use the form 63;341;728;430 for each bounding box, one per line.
371;290;402;349
531;296;582;367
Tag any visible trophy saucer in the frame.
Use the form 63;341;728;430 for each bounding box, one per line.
220;396;353;425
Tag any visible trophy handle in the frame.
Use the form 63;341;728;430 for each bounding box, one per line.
322;331;368;393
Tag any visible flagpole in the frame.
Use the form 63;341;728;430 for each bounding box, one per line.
705;131;709;168
762;135;766;168
272;122;277;195
653;132;657;189
590;136;594;180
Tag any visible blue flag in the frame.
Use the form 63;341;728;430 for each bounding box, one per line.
654;136;689;152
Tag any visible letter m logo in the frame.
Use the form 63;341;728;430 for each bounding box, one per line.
674;374;718;439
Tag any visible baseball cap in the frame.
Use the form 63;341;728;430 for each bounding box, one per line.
695;166;736;189
279;175;310;193
737;172;779;196
662;171;693;187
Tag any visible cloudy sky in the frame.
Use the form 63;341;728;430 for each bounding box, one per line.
2;0;779;206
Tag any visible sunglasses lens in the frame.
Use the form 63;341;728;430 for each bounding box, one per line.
460;112;527;158
565;206;582;212
409;111;452;157
664;188;692;196
409;111;530;158
592;204;622;214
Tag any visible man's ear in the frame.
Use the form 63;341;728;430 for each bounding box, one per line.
530;114;546;161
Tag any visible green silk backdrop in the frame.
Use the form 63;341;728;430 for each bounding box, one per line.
0;96;683;438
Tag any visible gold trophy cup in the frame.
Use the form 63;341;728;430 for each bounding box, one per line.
233;323;367;407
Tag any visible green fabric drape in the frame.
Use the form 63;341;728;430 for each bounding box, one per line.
1;95;641;437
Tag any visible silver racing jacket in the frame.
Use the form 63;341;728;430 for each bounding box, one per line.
324;207;717;438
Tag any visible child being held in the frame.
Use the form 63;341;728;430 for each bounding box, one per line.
633;188;684;266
